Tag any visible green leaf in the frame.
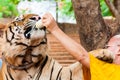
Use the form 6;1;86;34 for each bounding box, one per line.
0;12;3;18
0;0;19;18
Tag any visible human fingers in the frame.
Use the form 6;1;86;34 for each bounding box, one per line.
42;12;58;32
42;12;52;20
42;13;53;26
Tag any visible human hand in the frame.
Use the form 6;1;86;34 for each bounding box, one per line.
42;13;58;32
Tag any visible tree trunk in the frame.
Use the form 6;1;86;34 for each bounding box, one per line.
114;0;120;14
71;0;112;51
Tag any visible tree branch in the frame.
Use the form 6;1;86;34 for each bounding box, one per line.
104;0;120;35
104;0;119;18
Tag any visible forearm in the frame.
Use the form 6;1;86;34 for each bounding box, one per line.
51;26;89;67
42;13;90;68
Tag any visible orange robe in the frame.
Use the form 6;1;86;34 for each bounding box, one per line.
90;54;120;80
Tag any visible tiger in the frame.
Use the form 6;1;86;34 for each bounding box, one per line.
0;14;84;80
0;14;114;80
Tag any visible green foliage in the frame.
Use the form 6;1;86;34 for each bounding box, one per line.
100;0;112;16
58;0;112;17
0;0;19;18
0;0;113;18
58;0;75;18
10;0;20;4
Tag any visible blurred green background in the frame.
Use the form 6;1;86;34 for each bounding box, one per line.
0;0;112;18
0;0;20;18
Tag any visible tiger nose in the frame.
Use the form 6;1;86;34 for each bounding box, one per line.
30;16;41;21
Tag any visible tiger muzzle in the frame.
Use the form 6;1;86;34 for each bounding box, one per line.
24;26;46;39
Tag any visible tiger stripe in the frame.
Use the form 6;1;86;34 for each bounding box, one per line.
0;14;84;80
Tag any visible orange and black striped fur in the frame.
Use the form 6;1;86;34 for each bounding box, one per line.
0;14;83;80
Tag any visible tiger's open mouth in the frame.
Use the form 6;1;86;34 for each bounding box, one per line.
24;24;46;39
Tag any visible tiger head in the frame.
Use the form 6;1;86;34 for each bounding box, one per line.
0;14;47;70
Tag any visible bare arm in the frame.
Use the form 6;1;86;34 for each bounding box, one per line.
42;13;90;68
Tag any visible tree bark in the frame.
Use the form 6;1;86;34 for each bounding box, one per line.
71;0;112;51
113;0;120;33
105;0;119;18
114;0;120;14
104;0;120;36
